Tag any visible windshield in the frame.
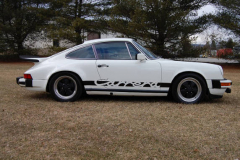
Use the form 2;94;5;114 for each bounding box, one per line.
133;41;158;59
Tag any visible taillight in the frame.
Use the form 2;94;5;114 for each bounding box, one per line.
24;74;32;79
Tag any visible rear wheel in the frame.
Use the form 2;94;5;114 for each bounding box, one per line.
172;73;206;104
49;73;83;102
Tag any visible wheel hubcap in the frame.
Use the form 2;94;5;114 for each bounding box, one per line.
54;76;77;100
177;78;202;103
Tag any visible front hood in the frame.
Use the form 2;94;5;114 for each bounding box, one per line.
154;58;173;62
156;58;220;68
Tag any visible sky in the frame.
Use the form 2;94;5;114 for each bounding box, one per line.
194;4;239;44
198;4;217;17
194;4;217;44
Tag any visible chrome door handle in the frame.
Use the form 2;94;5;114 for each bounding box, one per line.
98;64;109;68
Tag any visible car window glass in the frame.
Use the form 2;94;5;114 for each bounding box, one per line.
66;46;95;59
95;42;131;60
133;41;158;59
127;43;139;59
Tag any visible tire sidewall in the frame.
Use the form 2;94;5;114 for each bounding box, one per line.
172;73;206;104
49;72;83;102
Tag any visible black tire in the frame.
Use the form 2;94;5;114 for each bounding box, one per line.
172;73;206;104
49;72;83;102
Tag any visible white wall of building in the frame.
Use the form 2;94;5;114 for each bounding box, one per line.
23;31;122;49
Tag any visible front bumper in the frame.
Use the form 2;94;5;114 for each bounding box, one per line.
208;78;232;98
212;79;232;89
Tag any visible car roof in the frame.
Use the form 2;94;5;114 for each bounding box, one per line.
83;38;134;45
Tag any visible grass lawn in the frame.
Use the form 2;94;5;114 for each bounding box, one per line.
0;62;239;159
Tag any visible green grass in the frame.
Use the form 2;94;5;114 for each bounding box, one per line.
0;62;239;159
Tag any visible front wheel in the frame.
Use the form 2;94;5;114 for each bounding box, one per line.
172;73;206;104
49;73;83;102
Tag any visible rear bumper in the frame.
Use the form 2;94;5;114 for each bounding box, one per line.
16;77;47;91
16;77;32;87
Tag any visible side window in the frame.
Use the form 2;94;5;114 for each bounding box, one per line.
95;42;131;60
127;43;139;60
66;46;95;59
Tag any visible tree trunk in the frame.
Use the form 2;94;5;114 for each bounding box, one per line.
152;33;165;56
17;41;24;55
75;0;83;45
75;32;83;44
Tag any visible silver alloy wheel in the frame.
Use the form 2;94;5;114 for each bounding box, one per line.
177;77;202;103
53;76;77;100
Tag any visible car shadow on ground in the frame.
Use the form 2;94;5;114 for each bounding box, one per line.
29;92;173;103
28;92;223;104
83;95;173;103
28;92;53;101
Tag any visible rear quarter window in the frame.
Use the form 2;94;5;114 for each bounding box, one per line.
66;46;95;59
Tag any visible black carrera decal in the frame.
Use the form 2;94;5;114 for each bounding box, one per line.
83;81;95;85
85;88;168;93
83;81;170;88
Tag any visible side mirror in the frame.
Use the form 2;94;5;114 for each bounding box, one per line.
136;53;146;61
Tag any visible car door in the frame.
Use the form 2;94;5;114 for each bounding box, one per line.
94;41;163;91
65;45;101;90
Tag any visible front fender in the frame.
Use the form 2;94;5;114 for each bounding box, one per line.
160;61;223;83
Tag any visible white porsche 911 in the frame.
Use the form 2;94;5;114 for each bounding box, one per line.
16;38;232;104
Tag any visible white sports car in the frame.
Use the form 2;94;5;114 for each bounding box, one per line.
16;38;232;104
